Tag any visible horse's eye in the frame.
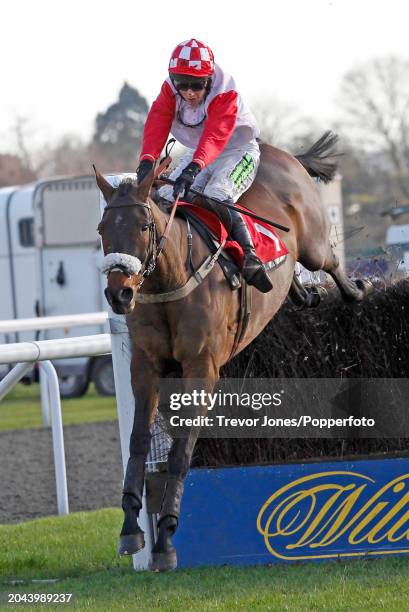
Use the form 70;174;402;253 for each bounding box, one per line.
141;224;149;232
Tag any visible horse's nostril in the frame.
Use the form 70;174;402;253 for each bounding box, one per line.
117;288;134;305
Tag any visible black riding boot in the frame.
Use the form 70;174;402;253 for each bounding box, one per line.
230;208;273;293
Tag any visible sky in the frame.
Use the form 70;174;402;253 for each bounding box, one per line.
1;0;409;153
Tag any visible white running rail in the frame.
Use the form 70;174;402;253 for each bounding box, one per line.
0;312;108;334
0;334;111;516
0;334;111;365
0;312;109;426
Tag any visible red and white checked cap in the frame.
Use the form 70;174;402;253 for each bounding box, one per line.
168;38;215;77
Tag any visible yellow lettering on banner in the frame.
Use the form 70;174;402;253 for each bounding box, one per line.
386;509;409;542
256;471;409;560
302;486;366;548
349;480;409;545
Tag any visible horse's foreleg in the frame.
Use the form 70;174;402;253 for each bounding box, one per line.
288;273;327;309
150;352;219;571
119;355;159;556
322;246;372;303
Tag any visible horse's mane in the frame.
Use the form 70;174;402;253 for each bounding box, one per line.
117;178;137;196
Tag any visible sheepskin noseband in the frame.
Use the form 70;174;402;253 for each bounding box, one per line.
101;252;142;276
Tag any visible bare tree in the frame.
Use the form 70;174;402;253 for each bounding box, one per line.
37;135;91;177
13;117;35;172
0;117;38;186
0;154;36;187
338;56;409;200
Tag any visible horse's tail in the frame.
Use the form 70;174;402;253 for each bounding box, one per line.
295;131;340;183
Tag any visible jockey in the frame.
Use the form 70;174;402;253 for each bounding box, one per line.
137;38;273;293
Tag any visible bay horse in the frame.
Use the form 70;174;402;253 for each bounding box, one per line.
95;133;370;571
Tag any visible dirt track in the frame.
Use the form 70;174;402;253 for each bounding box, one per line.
0;421;123;524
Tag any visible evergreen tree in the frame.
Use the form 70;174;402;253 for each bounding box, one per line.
92;82;149;172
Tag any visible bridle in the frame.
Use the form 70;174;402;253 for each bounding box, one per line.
101;198;159;290
100;186;227;305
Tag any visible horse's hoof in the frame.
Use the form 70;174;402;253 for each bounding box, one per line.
317;285;328;299
149;550;177;572
118;531;145;556
308;285;328;307
355;279;373;296
352;278;373;301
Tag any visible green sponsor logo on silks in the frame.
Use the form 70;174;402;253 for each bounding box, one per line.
230;153;255;188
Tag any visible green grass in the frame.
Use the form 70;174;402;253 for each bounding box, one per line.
0;383;117;431
1;509;409;611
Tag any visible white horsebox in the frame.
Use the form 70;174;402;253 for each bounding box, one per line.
0;176;113;397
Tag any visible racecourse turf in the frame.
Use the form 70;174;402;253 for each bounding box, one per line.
1;509;409;611
0;383;116;431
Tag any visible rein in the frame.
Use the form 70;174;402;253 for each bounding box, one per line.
102;191;221;303
156;194;181;260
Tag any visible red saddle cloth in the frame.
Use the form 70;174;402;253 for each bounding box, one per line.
178;202;288;267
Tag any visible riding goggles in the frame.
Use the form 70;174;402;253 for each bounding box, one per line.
173;79;208;92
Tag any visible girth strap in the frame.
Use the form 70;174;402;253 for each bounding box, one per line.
229;281;253;360
134;240;226;304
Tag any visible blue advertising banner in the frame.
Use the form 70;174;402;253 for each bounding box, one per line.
174;458;409;567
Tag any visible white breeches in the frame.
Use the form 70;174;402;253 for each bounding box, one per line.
158;140;260;203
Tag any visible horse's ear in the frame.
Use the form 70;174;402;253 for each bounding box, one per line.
136;165;156;201
93;165;114;203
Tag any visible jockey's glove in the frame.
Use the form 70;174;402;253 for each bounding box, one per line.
137;159;154;185
173;162;201;199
